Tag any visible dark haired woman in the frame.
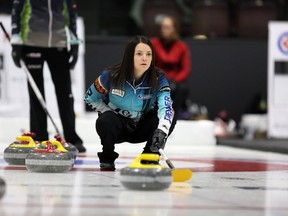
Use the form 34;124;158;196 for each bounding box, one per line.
85;36;176;171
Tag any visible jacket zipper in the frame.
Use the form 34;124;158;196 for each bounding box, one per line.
126;80;137;110
48;0;52;47
126;80;151;114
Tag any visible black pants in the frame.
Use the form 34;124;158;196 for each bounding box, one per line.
22;46;82;144
95;110;177;163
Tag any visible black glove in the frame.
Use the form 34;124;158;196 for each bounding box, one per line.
68;44;79;69
11;45;23;68
150;129;167;152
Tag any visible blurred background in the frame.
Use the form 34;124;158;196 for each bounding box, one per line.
2;0;285;37
1;0;287;141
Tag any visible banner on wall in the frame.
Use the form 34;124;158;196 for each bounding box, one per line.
0;15;85;118
268;21;288;138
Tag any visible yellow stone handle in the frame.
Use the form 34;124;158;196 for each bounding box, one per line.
128;153;163;169
10;136;37;148
41;140;68;152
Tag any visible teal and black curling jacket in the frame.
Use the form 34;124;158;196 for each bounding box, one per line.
84;70;174;135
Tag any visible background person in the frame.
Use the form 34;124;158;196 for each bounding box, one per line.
11;0;86;152
151;15;191;120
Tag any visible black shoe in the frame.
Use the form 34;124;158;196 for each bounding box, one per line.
97;152;118;171
73;142;86;153
100;163;115;171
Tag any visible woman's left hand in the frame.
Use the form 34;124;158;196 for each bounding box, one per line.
150;129;167;152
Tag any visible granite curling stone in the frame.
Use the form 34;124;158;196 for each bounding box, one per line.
54;134;78;160
120;154;172;191
0;177;5;199
4;134;38;165
25;140;74;173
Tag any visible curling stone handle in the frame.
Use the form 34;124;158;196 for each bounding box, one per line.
16;136;33;142
41;140;68;152
12;136;37;148
128;154;161;169
156;144;175;170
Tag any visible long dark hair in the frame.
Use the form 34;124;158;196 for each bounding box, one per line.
107;36;159;90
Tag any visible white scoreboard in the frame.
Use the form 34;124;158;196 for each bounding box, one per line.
268;21;288;138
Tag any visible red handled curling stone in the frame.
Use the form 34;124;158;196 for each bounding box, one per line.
120;154;172;191
54;135;78;160
25;140;74;173
4;134;38;165
0;177;5;199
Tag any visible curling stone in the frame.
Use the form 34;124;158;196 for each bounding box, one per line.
4;134;38;165
120;154;172;191
25;140;74;173
0;177;5;199
54;135;79;159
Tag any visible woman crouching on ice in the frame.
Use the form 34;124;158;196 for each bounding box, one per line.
85;36;176;171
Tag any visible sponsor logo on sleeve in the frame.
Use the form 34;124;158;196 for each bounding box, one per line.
164;96;173;124
94;77;108;94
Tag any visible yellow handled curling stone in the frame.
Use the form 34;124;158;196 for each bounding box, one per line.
3;133;39;165
120;154;172;191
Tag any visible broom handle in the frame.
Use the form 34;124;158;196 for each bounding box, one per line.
156;144;175;170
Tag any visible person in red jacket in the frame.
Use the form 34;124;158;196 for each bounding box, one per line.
151;15;191;119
